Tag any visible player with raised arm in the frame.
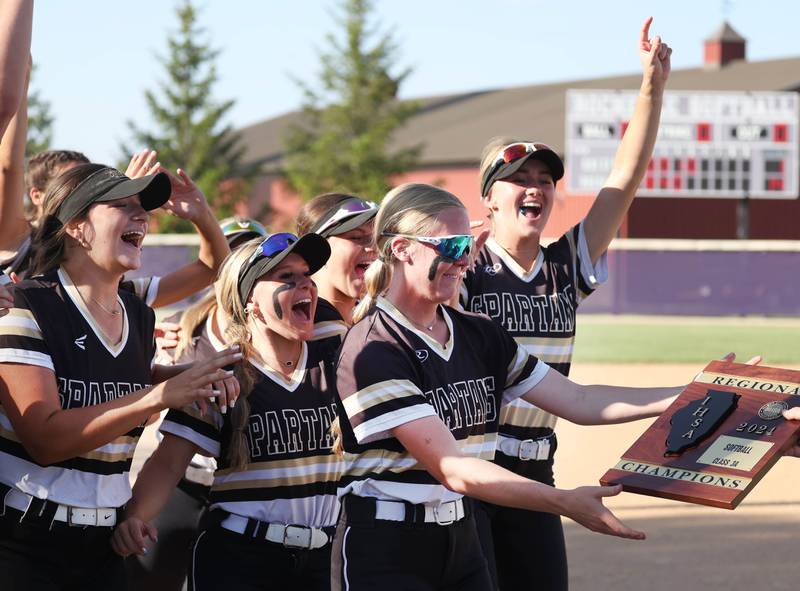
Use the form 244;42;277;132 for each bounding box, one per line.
462;17;672;590
331;183;691;590
0;163;240;590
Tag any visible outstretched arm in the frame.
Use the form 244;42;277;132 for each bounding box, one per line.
0;58;30;253
521;353;755;425
521;368;682;425
393;416;645;539
0;347;240;465
0;0;32;138
583;16;672;263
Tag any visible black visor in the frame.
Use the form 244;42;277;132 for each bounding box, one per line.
480;144;564;197
55;167;171;223
237;232;331;304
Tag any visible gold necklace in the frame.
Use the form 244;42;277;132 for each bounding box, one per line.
410;313;437;332
76;287;120;316
90;295;120;316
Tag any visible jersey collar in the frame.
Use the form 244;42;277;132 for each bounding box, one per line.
249;341;308;392
376;296;454;361
486;238;544;283
58;267;129;358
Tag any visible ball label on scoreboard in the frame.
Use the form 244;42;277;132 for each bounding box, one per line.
565;90;799;198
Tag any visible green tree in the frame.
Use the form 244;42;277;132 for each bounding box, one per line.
283;0;420;201
26;63;54;156
121;0;252;231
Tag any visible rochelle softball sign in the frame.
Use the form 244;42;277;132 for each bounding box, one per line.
565;90;800;198
601;360;800;509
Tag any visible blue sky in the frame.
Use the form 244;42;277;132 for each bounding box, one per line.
30;0;800;165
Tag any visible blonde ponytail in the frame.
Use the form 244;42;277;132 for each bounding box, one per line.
213;239;263;469
352;251;393;323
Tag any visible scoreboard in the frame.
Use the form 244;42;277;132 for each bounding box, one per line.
565;90;799;198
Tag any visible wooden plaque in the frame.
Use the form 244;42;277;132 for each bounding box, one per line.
600;361;800;509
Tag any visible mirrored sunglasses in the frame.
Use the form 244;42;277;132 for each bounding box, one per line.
220;218;269;238
491;142;553;168
246;232;298;266
383;233;474;261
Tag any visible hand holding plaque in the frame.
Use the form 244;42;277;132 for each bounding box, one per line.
600;360;800;509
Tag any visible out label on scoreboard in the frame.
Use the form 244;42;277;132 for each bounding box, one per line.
565;90;799;198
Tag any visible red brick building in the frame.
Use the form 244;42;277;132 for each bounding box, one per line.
237;22;800;240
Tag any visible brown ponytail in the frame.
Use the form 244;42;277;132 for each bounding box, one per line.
29;163;107;276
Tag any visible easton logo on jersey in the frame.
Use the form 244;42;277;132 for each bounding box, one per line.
74;334;87;350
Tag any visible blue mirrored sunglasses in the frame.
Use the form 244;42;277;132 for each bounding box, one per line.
383;233;474;261
246;232;298;266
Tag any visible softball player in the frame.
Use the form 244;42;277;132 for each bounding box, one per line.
126;217;269;591
0;163;240;590
462;19;672;590
331;183;684;590
297;192;378;338
112;233;347;591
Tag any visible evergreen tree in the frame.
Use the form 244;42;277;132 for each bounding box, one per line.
283;0;420;201
121;0;251;231
26;63;54;156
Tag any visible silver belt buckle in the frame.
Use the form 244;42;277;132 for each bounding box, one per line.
432;503;456;526
283;525;312;548
536;438;551;461
517;439;537;460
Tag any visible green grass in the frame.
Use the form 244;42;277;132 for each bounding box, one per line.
572;316;800;364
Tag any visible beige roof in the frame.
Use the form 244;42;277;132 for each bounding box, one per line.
239;55;800;171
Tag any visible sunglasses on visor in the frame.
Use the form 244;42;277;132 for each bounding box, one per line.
220;218;269;238
244;232;298;266
314;199;378;236
490;142;554;169
383;233;474;261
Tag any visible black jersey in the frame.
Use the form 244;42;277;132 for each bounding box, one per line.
461;223;606;438
0;268;155;508
119;275;161;307
311;297;349;343
335;297;549;506
160;338;345;528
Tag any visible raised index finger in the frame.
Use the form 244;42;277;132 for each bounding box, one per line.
640;16;653;43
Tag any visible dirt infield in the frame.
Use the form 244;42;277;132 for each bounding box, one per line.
557;363;800;591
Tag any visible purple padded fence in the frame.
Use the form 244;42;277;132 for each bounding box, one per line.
581;249;800;316
133;243;799;317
